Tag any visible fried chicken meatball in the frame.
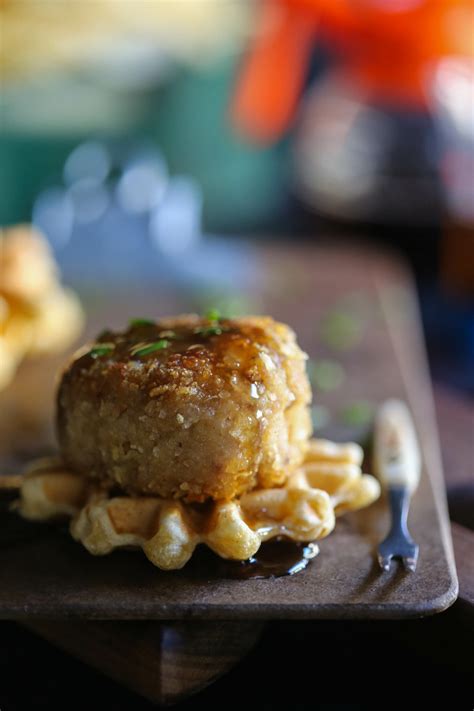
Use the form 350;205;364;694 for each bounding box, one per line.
57;315;312;502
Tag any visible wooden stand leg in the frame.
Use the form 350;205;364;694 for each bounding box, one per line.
22;620;264;705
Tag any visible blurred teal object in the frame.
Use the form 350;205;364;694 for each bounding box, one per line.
0;57;287;232
0;136;78;226
150;60;288;232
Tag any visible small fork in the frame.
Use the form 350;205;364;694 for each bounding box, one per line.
373;400;421;573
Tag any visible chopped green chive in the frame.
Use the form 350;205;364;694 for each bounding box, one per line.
196;308;229;336
204;308;221;322
130;339;170;357
89;343;115;358
129;318;155;328
194;325;228;337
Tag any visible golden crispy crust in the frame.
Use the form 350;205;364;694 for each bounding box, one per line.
57;315;312;501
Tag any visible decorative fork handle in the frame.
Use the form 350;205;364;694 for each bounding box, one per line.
373;400;421;493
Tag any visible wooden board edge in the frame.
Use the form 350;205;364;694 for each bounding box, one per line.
374;265;459;611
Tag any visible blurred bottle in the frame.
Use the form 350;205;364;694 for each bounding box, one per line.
232;0;474;228
293;73;442;226
431;58;474;298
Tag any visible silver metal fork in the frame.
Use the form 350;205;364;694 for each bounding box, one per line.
373;399;421;572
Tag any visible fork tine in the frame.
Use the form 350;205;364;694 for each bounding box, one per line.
378;552;393;571
402;555;418;572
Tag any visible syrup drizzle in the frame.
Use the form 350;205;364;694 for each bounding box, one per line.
189;539;318;580
1;490;318;578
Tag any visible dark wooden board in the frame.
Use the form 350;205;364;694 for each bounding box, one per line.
20;619;265;704
0;243;457;619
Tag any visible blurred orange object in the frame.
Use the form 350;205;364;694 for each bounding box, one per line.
232;0;474;143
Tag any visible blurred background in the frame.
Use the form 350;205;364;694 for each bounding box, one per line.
1;0;473;395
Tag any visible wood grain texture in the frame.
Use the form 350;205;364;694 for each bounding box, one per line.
22;620;263;705
0;243;458;620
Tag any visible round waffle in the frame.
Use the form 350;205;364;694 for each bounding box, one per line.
14;439;380;570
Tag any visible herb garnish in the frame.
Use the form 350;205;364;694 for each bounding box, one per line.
130;339;170;357
129;318;155;328
89;343;115;358
205;308;221;322
194;308;229;337
195;325;226;337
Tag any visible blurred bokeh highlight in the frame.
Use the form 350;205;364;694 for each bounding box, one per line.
1;0;473;392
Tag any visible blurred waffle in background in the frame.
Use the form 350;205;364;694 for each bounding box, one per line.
0;225;83;390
